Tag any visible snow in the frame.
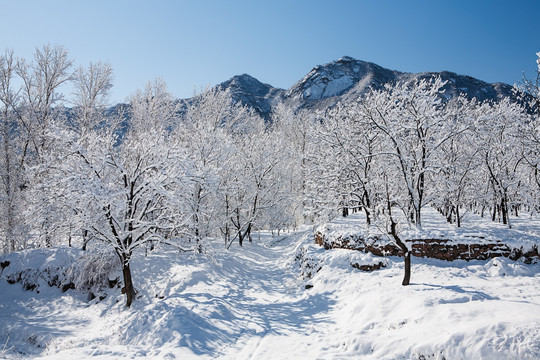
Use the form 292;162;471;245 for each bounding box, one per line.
303;75;354;99
1;213;539;359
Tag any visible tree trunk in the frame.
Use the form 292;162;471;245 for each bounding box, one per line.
246;222;253;243
238;230;244;247
501;197;508;226
122;260;136;308
363;192;372;226
385;181;411;286
402;251;411;286
82;230;89;251
415;206;422;228
364;208;371;226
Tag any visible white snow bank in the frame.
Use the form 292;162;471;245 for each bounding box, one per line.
0;227;539;359
0;247;80;291
0;247;121;297
294;234;540;359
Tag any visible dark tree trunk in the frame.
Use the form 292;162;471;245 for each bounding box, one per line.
238;227;244;247
246;223;253;243
385;181;411;286
415;207;422;228
222;195;230;247
389;220;411;286
501;197;508;225
364;208;371;226
402;251;411;286
121;260;136;308
82;230;89;251
364;193;372;226
342;206;349;217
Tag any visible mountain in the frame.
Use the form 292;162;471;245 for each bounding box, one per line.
101;57;521;122
217;74;285;120
217;56;519;119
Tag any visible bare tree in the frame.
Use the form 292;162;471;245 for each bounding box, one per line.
71;61;113;134
475;99;527;227
516;52;540;114
58;79;185;307
0;50;22;252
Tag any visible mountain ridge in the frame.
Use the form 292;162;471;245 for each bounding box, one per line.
215;56;518;119
106;57;521;121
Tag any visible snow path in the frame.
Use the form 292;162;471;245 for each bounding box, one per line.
212;234;333;359
1;227;540;359
0;231;331;359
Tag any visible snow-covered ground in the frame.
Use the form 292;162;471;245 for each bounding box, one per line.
1;212;539;359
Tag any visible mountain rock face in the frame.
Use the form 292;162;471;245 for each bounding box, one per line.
217;74;285;119
286;56;399;101
217;56;518;119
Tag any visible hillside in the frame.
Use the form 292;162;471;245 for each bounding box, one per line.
217;56;518;118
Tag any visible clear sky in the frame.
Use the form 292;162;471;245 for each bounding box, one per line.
1;0;538;104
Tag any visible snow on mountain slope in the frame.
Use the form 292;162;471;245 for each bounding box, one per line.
282;56;518;114
285;56;399;102
214;57;521;118
1;213;539;359
217;74;285;120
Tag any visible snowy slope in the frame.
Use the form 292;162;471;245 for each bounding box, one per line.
1;216;539;359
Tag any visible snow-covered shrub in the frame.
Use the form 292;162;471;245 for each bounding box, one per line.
294;244;322;279
65;250;121;297
0;246;121;301
0;247;79;291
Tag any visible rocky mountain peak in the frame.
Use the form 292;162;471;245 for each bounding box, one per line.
217;74;285;120
216;56;520;118
286;57;399;101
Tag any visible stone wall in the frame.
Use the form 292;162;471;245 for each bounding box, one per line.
315;231;539;263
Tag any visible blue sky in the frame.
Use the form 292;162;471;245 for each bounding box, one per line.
1;0;538;103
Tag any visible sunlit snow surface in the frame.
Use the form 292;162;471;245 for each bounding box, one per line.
1;210;539;359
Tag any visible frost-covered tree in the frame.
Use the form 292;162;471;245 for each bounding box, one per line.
475;99;528;227
226;114;283;246
174;87;252;250
71;61;113;135
363;77;468;227
0;50;24;253
316;101;381;224
60;80;185;307
15;45;73;165
431;96;479;227
12;45;74;248
516;51;540;114
273;108;319;224
270;103;307;227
